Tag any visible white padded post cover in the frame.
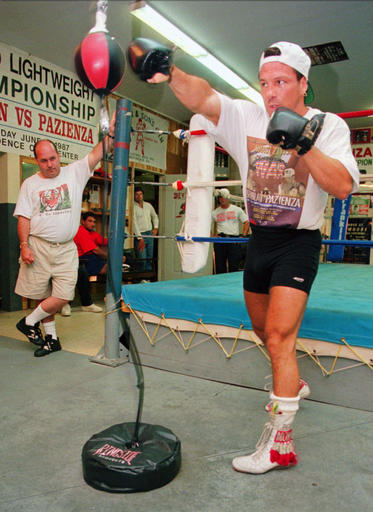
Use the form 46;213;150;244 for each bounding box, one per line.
181;114;215;273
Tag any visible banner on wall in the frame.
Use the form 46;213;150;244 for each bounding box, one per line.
108;97;169;171
351;128;373;174
349;195;370;217
327;196;351;262
0;42;100;162
343;217;372;264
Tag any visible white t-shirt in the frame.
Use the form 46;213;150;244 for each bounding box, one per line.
212;204;248;236
197;94;359;230
133;201;159;235
14;155;92;243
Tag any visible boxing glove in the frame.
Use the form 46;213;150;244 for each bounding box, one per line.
266;107;325;155
127;37;173;81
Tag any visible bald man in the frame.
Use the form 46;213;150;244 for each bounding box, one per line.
14;122;115;357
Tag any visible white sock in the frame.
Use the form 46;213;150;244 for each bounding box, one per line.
43;321;57;339
270;394;300;413
26;304;50;326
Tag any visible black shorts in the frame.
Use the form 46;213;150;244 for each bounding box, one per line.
243;224;322;295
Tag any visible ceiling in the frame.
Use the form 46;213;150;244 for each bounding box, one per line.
0;0;372;129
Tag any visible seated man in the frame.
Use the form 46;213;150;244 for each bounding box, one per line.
70;211;109;314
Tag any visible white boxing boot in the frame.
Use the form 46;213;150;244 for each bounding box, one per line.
298;378;311;399
233;394;299;474
265;379;310;411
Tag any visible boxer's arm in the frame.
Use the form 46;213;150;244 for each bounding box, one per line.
267;107;353;199
92;246;108;260
128;38;221;124
302;148;353;199
149;67;221;125
18;216;34;264
87;112;115;171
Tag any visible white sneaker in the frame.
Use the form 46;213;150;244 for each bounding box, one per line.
265;379;310;411
61;304;71;316
232;421;296;474
298;378;311;399
233;396;299;474
81;304;103;313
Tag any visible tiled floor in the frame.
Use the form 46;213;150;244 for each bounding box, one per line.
1;304;373;511
1;300;106;357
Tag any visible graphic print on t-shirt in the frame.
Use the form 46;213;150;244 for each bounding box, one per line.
216;211;237;222
246;137;309;228
39;184;72;213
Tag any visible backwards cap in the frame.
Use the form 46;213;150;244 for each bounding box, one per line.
259;41;311;80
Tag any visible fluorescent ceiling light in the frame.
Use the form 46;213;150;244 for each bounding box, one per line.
130;1;263;106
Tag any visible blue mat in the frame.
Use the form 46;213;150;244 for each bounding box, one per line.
122;264;373;349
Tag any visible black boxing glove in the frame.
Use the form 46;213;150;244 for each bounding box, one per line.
266;107;325;155
127;37;173;81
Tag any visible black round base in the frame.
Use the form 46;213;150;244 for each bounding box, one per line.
82;422;181;493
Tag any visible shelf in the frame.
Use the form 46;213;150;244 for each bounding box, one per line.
91;174;112;182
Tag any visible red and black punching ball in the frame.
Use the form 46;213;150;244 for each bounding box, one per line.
74;31;125;96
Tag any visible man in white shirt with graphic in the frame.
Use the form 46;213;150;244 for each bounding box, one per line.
212;188;249;273
14;120;115;357
128;38;359;473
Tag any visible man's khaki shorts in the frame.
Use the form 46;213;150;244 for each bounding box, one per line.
15;236;78;300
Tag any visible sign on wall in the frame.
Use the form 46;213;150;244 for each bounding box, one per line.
0;42;100;162
349;195;370;217
351;128;373;174
327;196;351;262
108;97;169;171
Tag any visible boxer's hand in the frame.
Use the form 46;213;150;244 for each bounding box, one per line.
138;239;145;251
109;110;116;135
147;72;170;84
267;107;325;155
127;37;173;82
21;245;34;264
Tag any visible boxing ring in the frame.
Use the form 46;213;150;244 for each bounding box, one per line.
96;101;373;418
121;263;373;412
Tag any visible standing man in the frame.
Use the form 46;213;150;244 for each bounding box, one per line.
14;120;115;357
128;39;359;472
133;186;159;272
212;188;249;273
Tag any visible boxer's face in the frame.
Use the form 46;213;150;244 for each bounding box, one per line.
218;196;229;208
259;62;308;116
134;190;144;203
35;141;61;179
82;216;96;232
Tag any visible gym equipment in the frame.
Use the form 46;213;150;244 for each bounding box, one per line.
74;0;125;97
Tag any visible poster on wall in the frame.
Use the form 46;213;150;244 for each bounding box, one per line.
349;195;370;217
351;128;373;175
108;96;169;172
0;42;100;162
343;217;372;264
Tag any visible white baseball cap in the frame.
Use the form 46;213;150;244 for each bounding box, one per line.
259;41;311;79
216;188;230;199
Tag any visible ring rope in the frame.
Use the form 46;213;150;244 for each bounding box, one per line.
128;179;242;188
129;111;371;144
171;179;242;190
122;304;373;375
174;236;373;247
123;232;373;247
